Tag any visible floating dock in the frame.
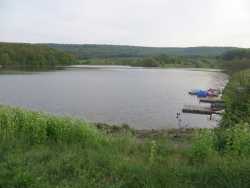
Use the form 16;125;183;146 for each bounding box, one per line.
182;105;223;115
199;98;224;104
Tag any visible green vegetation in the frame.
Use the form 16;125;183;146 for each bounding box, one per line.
0;43;239;69
222;48;250;61
1;106;250;188
220;49;250;127
0;43;76;68
49;44;235;68
221;69;250;127
213;48;250;155
78;56;219;68
48;44;235;59
48;44;234;68
222;49;250;74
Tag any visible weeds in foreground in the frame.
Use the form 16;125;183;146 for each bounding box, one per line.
0;106;250;187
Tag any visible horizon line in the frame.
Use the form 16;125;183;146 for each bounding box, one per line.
0;41;245;49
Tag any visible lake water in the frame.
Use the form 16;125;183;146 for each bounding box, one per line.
0;66;228;129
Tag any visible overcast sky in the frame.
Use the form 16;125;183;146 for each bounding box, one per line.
1;0;250;47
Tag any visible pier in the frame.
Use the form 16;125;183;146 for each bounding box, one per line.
182;105;223;116
199;98;224;104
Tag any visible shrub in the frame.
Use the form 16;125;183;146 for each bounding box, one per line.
0;106;104;146
189;129;216;162
221;69;250;127
149;140;157;165
224;122;250;156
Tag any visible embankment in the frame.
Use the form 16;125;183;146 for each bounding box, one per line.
0;105;250;187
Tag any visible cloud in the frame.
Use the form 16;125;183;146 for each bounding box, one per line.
0;0;250;47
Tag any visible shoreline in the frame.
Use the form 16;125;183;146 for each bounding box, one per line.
94;122;198;141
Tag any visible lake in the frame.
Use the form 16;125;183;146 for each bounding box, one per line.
0;66;228;129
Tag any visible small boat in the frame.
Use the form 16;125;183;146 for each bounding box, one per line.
207;88;221;97
196;90;208;98
189;89;208;97
189;89;201;95
189;88;221;97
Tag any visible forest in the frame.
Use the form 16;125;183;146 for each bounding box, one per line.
220;48;250;128
0;43;76;68
79;55;219;68
1;42;247;69
221;49;250;74
48;43;235;59
126;48;250;69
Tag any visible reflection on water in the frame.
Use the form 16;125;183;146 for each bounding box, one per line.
0;66;228;129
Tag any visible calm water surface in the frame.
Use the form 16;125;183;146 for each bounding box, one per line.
0;66;228;129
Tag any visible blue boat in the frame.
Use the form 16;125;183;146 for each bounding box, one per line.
188;89;201;95
189;89;208;97
196;90;208;97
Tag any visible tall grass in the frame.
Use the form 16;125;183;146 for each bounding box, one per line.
0;106;250;188
0;106;104;146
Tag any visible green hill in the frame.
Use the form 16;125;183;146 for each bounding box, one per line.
47;44;236;59
0;43;76;68
221;48;250;74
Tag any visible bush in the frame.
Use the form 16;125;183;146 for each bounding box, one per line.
0;106;104;146
221;69;250;127
189;129;216;162
224;122;250;156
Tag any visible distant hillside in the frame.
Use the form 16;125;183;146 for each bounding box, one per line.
221;48;250;74
222;48;250;60
0;43;76;68
47;44;236;59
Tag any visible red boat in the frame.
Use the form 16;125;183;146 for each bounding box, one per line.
207;88;221;97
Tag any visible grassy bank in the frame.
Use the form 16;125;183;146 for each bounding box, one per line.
1;106;250;188
221;69;250;127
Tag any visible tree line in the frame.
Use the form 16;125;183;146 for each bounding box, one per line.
48;44;235;59
221;49;250;74
0;43;76;68
221;49;250;127
80;55;218;68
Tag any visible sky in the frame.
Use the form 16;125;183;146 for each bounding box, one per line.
1;0;250;47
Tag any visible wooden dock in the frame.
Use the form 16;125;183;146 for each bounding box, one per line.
199;98;224;104
182;105;223;115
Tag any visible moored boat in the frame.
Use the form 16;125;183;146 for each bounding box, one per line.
188;89;201;95
207;88;221;97
189;88;221;97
